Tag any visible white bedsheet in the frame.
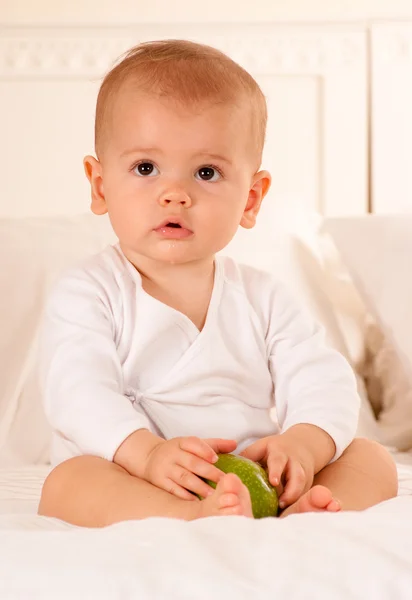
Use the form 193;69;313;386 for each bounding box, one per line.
0;455;411;599
0;465;50;515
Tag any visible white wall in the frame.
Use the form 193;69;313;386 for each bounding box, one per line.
0;22;369;218
2;1;412;215
2;0;412;24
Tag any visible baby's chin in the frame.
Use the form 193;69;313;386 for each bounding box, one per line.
122;242;216;268
155;249;215;266
152;239;223;262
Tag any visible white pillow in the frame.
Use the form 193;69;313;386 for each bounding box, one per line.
0;214;116;466
324;215;412;450
224;206;350;356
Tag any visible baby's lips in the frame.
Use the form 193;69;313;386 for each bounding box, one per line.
154;216;192;231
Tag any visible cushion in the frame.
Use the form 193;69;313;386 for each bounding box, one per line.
324;215;412;450
225;205;350;356
0;214;116;466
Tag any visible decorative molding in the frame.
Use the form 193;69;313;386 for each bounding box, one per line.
0;35;135;79
0;25;366;79
372;24;412;63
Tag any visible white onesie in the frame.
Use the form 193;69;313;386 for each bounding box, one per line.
39;244;360;466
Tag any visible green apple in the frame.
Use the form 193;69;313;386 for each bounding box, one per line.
202;452;278;518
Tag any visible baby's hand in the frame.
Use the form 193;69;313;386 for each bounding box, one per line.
143;436;238;501
240;434;315;509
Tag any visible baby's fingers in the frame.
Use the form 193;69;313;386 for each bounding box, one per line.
204;438;238;456
164;478;199;501
179;437;237;464
170;467;214;499
179;453;224;485
179;437;219;464
278;461;307;509
267;452;288;488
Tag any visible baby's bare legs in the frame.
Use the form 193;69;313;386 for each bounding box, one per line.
281;438;398;517
38;456;252;527
39;439;397;526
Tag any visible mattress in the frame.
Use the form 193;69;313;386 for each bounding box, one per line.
391;450;412;494
0;465;51;516
0;455;412;599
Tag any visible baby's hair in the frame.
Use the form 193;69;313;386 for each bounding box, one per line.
95;39;267;166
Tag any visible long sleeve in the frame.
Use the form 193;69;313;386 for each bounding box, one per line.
268;284;360;461
39;268;152;462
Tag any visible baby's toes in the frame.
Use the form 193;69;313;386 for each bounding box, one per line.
212;474;253;517
308;485;334;510
218;472;244;495
220;504;244;516
326;499;341;512
218;492;239;509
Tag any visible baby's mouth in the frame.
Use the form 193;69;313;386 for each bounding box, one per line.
154;219;193;239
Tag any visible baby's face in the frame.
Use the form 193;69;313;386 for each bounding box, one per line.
86;89;270;267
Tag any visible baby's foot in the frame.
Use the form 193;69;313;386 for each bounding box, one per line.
194;473;253;519
280;485;341;517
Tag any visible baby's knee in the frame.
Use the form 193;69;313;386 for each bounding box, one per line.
38;456;102;516
344;438;390;464
344;438;398;497
346;437;391;462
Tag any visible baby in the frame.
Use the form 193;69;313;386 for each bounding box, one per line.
38;40;397;526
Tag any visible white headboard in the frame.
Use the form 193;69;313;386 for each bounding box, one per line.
1;23;368;222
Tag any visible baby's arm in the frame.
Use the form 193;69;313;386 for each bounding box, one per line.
241;280;360;508
267;283;360;466
40;269;153;464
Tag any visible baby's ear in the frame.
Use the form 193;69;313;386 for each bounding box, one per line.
240;170;271;229
83;155;107;215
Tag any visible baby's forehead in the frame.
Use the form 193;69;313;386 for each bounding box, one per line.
112;81;244;118
112;85;248;130
99;80;258;165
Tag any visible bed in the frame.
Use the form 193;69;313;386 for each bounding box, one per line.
0;460;412;598
2;20;412;600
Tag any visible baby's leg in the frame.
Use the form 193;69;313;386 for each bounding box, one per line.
282;438;398;517
38;456;253;527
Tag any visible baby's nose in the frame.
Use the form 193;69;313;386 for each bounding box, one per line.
158;189;192;207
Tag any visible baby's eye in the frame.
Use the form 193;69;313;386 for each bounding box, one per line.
133;162;159;177
195;166;221;182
